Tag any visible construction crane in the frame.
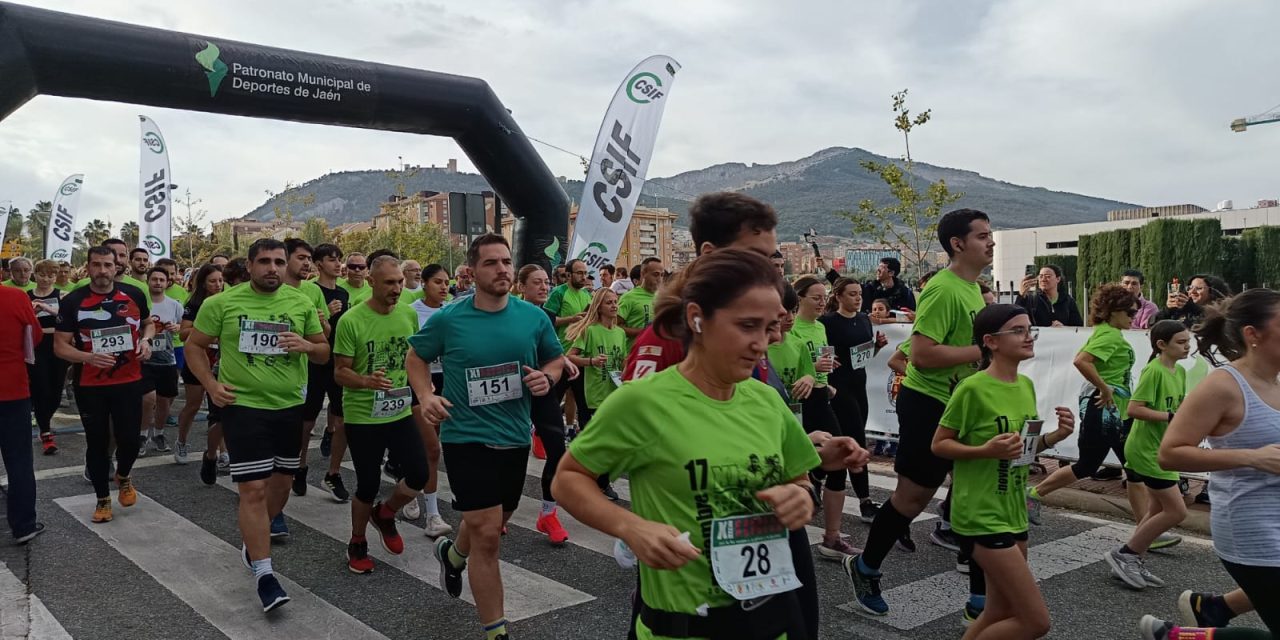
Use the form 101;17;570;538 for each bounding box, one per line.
1231;104;1280;132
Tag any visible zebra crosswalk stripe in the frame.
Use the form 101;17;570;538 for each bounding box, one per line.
0;559;72;639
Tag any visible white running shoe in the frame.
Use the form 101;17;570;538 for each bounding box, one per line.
173;442;190;465
423;513;453;538
400;496;422;520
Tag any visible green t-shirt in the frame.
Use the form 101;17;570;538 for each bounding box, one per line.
1124;359;1186;481
545;283;593;347
940;371;1039;536
165;285;189;346
333;302;418;425
570;367;820;620
1080;323;1135;417
570;323;628;409
767;334;816;390
1;279;34;292
338;279;373;306
617;286;656;351
401;286;425;305
291;279;331;320
407;296;562;447
192;283;323;410
788;316;830;387
903;268;985;403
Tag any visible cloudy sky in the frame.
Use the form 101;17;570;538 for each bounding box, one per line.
2;0;1278;234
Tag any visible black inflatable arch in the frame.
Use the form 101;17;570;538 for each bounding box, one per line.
0;2;568;269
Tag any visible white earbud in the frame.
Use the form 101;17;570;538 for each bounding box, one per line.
693;317;703;334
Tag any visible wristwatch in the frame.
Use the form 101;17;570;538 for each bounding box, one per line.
1167;411;1175;423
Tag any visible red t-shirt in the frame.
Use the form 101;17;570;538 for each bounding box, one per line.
0;285;41;401
622;325;685;381
56;283;147;387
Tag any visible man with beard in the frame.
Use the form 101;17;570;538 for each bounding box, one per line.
128;248;151;283
185;238;328;613
407;234;563;640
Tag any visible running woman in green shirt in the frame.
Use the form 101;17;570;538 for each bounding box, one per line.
556;249;839;640
333;255;428;574
185;238;329;613
566;287;628;500
1028;284;1153;530
406;234;563;640
932;304;1074;640
1106;319;1191;590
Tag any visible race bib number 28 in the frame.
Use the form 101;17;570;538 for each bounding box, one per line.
709;513;799;600
466;362;522;406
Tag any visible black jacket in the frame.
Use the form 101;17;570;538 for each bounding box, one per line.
1014;290;1083;327
1152;300;1205;329
860;278;916;312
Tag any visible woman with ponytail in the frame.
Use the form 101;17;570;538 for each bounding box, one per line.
1139;289;1280;640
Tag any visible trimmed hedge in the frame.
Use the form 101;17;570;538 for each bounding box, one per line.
1244;227;1280;289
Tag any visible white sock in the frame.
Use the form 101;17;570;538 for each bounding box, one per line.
541;500;557;515
251;557;272;580
146;428;155;439
424;492;439;516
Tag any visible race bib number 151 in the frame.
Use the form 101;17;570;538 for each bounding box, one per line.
466;362;522;406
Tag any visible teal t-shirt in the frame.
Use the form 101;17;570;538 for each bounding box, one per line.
407;296;562;447
903;268;985;403
545;283;593;348
570;367;820;622
940;371;1039;537
569;323;627;409
333;302;418;425
192;283;324;410
1124;359;1186;481
788;316;830;387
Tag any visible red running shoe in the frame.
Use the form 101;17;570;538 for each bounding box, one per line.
347;539;374;574
536;509;570;546
369;502;405;554
532;433;546;460
40;433;57;455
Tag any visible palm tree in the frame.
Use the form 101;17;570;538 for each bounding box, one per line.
2;205;21;246
25;201;51;240
120;221;140;248
82;219;112;248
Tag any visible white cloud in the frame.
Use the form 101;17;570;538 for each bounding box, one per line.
1;0;1278;237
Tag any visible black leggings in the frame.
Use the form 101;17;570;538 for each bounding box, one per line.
76;381;142;499
1070;391;1129;479
27;339;69;435
533;377;568;501
1222;559;1280;636
569;372;590;427
829;379;870;500
345;417;429;505
801;389;846;492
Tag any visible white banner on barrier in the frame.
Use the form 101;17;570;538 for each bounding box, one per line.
864;324;1211;463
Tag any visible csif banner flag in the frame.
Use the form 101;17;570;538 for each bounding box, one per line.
45;174;84;262
138;115;172;259
567;55;680;275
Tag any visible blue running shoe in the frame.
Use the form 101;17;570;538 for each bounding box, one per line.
842;555;888;616
256;574;290;613
270;513;289;539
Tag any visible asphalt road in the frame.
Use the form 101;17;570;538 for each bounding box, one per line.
0;398;1262;640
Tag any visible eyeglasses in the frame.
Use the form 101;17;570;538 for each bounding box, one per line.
989;327;1039;340
1124;308;1139;317
346;264;367;271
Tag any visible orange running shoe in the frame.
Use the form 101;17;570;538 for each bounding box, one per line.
92;498;113;523
117;475;137;507
536;508;570;546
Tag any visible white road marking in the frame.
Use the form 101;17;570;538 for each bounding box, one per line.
0;559;73;640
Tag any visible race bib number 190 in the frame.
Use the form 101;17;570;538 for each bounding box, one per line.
709;513;800;600
466;362;522;406
238;319;288;355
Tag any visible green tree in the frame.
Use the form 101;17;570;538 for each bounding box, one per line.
82;219;112;248
301;218;333;247
265;181;316;225
2;204;20;245
23;201;51;256
174;188;210;266
839;89;962;279
120;220;140;247
336;219;461;267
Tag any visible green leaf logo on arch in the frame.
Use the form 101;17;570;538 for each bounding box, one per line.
195;42;229;97
544;237;562;266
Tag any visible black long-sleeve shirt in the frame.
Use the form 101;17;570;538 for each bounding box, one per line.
1014;290;1083;327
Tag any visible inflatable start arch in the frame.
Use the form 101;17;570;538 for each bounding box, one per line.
0;2;569;268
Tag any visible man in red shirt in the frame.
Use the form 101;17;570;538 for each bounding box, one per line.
0;282;45;542
622;192;781;381
55;246;154;523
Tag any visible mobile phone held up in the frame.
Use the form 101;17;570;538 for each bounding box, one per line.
1168;277;1181;296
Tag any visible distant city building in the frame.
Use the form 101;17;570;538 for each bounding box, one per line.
1106;204;1207;222
374;190;500;248
670;227;696;269
212;218;303;251
500;205;678;267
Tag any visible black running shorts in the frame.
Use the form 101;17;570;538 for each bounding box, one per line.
959;530;1029;553
220;405;304;483
893;385;953;489
443;442;529;512
139;365;179;399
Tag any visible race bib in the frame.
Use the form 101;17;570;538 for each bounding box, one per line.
90;325;133;354
709;513;800;600
466;362;522;406
850;341;875;370
150;333;174;354
372;387;411;419
238;319;288;355
1013;419;1044;468
609;371;623;388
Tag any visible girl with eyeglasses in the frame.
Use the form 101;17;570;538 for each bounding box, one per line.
931;304;1074;640
1027;284;1150;528
790;276;854;560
